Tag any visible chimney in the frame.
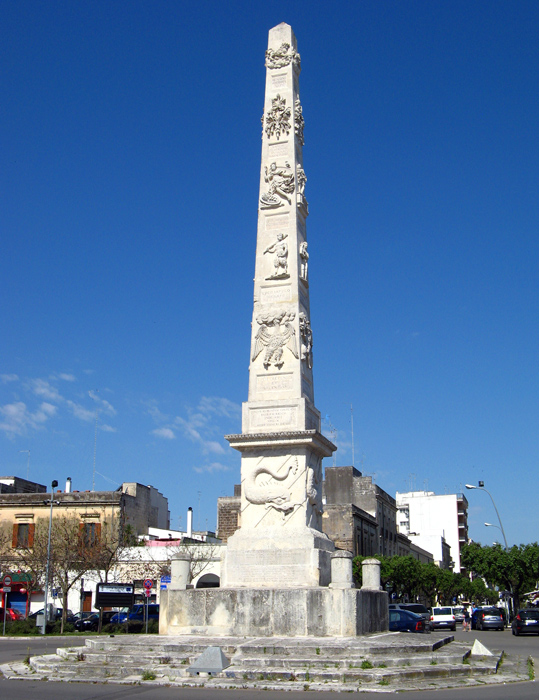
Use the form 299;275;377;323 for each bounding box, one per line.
187;507;193;538
65;477;72;493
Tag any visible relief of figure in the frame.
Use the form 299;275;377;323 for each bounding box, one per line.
306;464;323;527
244;456;303;519
299;311;313;369
264;94;291;140
260;161;295;209
299;241;309;282
296;166;307;195
294;98;305;146
264;232;288;279
252;308;298;369
265;42;301;71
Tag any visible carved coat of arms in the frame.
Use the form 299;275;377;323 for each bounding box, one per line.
252;308;298;369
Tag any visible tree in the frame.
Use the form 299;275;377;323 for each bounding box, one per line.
16;515;105;632
461;542;539;612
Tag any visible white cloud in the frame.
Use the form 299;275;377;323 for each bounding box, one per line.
152;427;175;440
202;440;226;455
66;400;95;422
88;390;116;415
193;462;232;474
100;424;117;433
197;396;241;419
1;374;19;383
28;378;62;402
58;373;76;382
0;401;57;436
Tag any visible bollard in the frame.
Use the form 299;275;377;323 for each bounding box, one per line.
361;557;382;590
329;550;355;589
170;553;191;590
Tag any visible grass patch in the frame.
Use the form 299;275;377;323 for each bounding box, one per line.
378;662;387;668
430;660;437;665
315;647;320;655
159;656;171;665
378;678;390;686
528;657;535;681
141;670;156;681
360;660;373;669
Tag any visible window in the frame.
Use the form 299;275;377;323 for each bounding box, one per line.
12;523;35;548
80;522;101;548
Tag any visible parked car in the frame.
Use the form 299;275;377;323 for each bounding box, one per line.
389;609;426;633
128;603;159;622
110;607;130;624
0;608;23;621
74;610;117;631
430;607;456;631
474;607;504;631
389;603;431;630
28;608;74;622
452;606;465;624
74;613;100;631
512;609;539;636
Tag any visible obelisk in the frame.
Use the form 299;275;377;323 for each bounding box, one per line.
224;23;337;588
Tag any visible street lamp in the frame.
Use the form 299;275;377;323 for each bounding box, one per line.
41;479;58;635
465;483;508;550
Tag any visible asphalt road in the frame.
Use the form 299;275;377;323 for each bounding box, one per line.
0;629;537;700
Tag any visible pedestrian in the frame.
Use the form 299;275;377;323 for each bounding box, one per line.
463;605;471;632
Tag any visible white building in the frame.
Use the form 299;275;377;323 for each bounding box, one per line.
396;491;468;573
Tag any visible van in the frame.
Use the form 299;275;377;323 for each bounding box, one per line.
128;604;160;622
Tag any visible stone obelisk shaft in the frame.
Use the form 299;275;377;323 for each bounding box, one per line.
242;22;315;435
224;24;336;589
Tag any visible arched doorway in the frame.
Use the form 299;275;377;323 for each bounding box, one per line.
195;573;220;588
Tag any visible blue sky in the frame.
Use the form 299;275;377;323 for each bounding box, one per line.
2;1;537;547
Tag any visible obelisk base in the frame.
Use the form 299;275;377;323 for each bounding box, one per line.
160;587;388;637
222;526;335;588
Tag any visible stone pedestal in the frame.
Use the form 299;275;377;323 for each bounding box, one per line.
160;587;388;637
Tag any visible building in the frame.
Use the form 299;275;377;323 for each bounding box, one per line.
323;466;399;557
0;476;170;615
396;490;468;572
216;484;241;543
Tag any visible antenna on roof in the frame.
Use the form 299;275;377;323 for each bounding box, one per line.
19;450;30;480
350;404;355;468
91;390;99;491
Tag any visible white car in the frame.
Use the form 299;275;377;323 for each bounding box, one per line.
430;606;457;631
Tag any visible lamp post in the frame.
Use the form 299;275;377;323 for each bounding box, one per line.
41;479;58;635
465;483;508;550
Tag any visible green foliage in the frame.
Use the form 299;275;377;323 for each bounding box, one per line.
360;660;373;669
461;542;539;609
141;670;156;681
527;657;534;681
353;554;488;605
4;619;42;635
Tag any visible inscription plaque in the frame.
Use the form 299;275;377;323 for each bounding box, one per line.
257;373;294;393
271;73;287;89
268;142;289;158
250;406;297;428
265;214;289;230
260;285;292;304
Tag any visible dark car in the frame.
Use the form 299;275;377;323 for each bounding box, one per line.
75;610;117;631
512;609;539;635
389;609;426;633
474;607;504;631
74;613;100;631
128;603;159;622
110;608;129;624
29;608;74;622
389;603;431;630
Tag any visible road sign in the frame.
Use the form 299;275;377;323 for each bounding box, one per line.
2;587;11;593
143;579;153;589
2;575;12;587
144;589;151;598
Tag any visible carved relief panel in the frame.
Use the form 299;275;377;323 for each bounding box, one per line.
252;307;298;369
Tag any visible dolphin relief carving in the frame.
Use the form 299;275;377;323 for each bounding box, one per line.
244;456;304;519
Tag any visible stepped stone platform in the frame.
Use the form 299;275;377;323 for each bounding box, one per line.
0;632;531;692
